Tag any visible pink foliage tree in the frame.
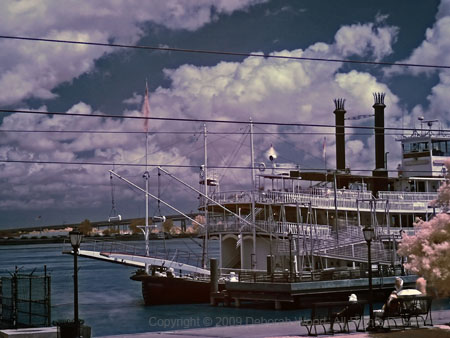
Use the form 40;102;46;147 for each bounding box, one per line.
398;160;450;296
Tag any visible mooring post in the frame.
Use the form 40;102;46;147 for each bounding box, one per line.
210;258;218;305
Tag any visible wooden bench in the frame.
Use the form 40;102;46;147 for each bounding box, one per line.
373;295;433;329
300;301;365;336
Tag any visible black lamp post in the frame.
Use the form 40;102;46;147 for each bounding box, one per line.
69;230;83;337
363;226;375;330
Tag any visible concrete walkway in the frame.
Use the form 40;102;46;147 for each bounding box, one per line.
99;310;450;338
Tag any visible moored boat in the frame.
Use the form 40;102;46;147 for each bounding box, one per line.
68;92;449;307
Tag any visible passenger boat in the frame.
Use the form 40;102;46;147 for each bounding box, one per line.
71;92;449;306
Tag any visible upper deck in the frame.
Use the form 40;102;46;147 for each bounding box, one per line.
210;187;438;213
398;120;450;178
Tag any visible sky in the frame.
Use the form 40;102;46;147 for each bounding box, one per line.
1;0;449;229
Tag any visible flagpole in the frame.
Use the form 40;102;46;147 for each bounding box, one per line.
143;81;150;257
145;81;149;171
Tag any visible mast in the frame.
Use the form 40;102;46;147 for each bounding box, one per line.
143;81;150;257
250;119;256;269
202;124;209;268
144;168;149;257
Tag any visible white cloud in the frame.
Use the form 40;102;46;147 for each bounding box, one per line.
0;17;406;220
334;23;398;61
385;0;450;122
152;20;401;173
0;100;195;213
0;0;268;106
123;93;143;106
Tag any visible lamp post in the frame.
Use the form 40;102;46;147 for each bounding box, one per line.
69;230;83;337
363;226;375;330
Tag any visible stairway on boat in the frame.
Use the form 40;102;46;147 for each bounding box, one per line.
275;225;396;265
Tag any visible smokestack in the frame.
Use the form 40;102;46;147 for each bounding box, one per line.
372;92;388;193
373;93;386;170
333;98;346;172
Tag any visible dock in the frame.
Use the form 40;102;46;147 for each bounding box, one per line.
211;275;417;310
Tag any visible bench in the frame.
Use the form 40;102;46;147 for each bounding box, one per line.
373;295;433;329
301;301;365;336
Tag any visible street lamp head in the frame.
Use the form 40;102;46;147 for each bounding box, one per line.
69;230;83;249
362;226;375;242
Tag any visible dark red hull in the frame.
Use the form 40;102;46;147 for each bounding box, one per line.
137;275;211;305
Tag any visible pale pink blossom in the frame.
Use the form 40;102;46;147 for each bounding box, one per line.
398;159;450;296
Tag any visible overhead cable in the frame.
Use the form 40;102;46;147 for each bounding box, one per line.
0;159;447;175
0;128;422;136
1;108;449;133
0;35;449;69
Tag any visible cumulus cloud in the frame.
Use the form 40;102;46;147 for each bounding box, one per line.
334;23;398;61
385;0;450;122
123;92;143;106
153;20;401;173
0;0;267;105
0;101;195;214
388;0;450;76
0;17;405;222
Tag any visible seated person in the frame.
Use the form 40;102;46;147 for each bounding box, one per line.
395;277;404;292
416;277;427;295
383;291;401;316
374;291;401;319
330;294;359;332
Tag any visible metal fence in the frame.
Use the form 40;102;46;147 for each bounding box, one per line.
0;267;51;329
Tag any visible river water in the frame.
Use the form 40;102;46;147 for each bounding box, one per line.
0;239;312;337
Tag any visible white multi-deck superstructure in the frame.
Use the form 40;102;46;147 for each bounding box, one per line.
204;94;448;278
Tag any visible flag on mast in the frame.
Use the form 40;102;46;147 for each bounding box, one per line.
142;82;150;132
322;137;327;166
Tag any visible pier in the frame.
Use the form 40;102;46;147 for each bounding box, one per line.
210;262;417;310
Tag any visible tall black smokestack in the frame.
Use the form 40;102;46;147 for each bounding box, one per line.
372;92;388;193
373;93;386;170
333;98;346;172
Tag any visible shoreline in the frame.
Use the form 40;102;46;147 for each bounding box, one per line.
0;234;192;246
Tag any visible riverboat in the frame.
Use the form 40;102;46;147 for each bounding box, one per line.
71;92;450;306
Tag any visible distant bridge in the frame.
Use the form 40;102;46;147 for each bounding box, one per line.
2;213;199;234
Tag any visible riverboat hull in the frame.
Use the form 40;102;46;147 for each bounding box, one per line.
131;274;211;305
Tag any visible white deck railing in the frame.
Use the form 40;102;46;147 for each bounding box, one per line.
207;220;417;238
207;220;330;236
209;189;438;213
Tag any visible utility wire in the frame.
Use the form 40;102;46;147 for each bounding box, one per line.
0;128;424;136
1;108;449;133
0;159;446;175
1;35;449;70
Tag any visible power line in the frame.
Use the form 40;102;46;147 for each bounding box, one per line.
0;129;195;135
0;159;446;175
0;128;418;137
1;108;449;133
1;35;449;70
